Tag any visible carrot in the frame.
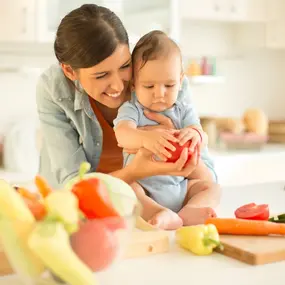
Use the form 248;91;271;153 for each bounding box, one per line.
35;175;52;198
23;197;47;220
17;187;39;201
205;218;285;236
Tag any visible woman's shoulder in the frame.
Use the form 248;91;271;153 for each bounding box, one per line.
37;64;74;102
177;75;192;103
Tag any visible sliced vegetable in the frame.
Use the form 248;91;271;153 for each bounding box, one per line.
28;222;96;285
176;224;222;255
35;175;53;198
234;203;269;220
205;218;285;235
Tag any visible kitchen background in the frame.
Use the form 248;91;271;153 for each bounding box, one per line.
1;0;285;188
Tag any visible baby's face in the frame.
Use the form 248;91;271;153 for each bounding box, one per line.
133;54;182;112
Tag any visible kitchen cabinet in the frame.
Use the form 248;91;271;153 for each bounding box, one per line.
235;0;285;50
0;0;124;43
179;0;266;23
36;0;125;42
35;0;90;42
0;0;36;42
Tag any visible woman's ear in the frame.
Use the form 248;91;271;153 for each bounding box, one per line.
60;63;78;81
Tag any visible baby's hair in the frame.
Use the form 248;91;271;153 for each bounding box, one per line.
132;30;182;72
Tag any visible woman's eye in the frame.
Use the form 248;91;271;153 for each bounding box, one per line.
165;84;175;88
95;74;107;79
121;63;131;69
144;85;154;89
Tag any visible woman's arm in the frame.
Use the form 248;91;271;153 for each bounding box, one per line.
110;166;137;184
110;148;198;184
36;74;88;186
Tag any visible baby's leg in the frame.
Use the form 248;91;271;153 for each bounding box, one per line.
131;182;182;230
178;179;221;226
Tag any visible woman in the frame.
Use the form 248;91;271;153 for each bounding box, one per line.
36;4;216;189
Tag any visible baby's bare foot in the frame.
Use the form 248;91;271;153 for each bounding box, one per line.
148;209;183;230
178;206;217;226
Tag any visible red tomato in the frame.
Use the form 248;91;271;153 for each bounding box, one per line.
166;139;194;164
234;203;270;220
71;219;119;272
72;178;119;220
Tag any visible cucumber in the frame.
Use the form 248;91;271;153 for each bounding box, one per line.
28;222;97;285
0;180;45;281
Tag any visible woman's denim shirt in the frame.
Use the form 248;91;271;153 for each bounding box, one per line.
36;64;217;189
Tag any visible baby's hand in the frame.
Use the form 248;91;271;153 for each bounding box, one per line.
142;129;179;161
178;127;203;152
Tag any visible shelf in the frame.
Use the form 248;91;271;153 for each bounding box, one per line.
187;75;225;85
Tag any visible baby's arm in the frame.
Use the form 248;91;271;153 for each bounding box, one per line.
113;102;144;150
113;102;177;160
181;104;215;182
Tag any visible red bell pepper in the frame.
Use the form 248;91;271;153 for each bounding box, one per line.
71;178;120;220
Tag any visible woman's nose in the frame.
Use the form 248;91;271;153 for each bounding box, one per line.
110;73;124;92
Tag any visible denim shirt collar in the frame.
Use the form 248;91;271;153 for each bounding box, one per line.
74;81;97;121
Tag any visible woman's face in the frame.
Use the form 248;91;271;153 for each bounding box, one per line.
76;44;132;109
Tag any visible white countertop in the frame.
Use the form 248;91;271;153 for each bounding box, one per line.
0;182;284;285
209;144;285;187
210;143;285;158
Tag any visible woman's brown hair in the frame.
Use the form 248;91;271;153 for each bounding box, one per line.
54;4;129;69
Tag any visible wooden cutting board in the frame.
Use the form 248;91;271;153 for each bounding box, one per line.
0;230;169;277
217;235;285;265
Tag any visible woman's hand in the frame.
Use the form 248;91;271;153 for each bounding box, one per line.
128;147;198;180
140;110;176;130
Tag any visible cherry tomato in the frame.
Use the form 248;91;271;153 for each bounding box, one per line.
234;203;270;220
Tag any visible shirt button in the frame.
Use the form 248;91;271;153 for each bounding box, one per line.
96;142;100;146
58;98;62;102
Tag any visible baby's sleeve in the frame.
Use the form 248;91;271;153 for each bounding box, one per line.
113;101;140;128
181;102;201;128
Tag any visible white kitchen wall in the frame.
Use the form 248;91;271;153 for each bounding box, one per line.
0;69;42;134
180;21;285;119
190;50;285;119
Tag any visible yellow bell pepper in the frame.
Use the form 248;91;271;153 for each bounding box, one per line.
176;224;223;255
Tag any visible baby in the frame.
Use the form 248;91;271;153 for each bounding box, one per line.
114;31;220;230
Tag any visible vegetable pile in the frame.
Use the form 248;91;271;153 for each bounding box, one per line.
0;162;138;285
